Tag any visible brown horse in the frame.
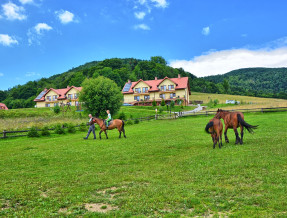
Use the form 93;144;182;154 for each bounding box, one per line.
205;118;223;149
92;118;126;139
215;109;258;144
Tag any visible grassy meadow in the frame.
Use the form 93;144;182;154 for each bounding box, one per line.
0;112;286;216
190;92;287;109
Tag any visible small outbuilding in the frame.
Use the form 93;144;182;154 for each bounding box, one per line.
0;103;8;110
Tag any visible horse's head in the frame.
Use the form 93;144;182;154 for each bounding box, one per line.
215;109;223;119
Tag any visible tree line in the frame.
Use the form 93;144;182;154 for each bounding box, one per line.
0;57;286;109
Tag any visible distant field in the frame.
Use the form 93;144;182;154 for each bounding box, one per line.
190;92;287;109
0;112;286;216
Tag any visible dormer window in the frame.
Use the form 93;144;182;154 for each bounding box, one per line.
160;85;166;91
135;88;141;93
168;85;174;90
142;87;148;93
53;95;57;101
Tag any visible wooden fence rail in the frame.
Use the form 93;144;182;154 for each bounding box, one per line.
1;107;286;139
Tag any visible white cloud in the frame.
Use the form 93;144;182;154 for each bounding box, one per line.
202;26;210;36
134;11;146;19
25;72;40;77
0;34;18;46
34;23;52;34
134;24;150;30
56;10;75;24
19;0;34;4
2;2;26;20
151;0;168;8
0;73;4;77
169;48;287;77
27;23;52;45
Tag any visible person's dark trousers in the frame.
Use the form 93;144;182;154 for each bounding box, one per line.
84;124;96;139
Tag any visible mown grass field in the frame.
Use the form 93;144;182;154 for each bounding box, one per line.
190;92;287;109
0;112;286;217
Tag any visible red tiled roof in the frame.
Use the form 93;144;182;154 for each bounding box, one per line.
0;103;8;110
34;86;82;102
122;77;189;94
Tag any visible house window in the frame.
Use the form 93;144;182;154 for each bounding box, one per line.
53;95;57;101
160;85;166;91
135;88;141;93
46;96;51;101
160;94;166;99
144;95;150;101
54;103;58;107
170;93;176;98
74;93;78;99
134;96;140;101
68;94;73;99
168;85;174;90
142;87;148;93
45;103;50;107
75;101;79;106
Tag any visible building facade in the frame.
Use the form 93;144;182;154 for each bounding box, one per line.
34;86;82;108
122;75;190;106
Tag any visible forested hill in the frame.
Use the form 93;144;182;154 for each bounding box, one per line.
204;68;287;98
0;57;286;109
0;57;196;109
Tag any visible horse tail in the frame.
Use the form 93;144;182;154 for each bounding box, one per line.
205;121;214;134
237;114;258;133
121;120;125;131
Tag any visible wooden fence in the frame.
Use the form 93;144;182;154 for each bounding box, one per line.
1;107;286;139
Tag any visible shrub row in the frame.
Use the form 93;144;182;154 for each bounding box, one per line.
27;123;89;138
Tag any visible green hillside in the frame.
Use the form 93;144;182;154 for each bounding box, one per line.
204;68;287;98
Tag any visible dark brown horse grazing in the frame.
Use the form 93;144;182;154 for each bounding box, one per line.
92;118;126;139
215;109;258;144
205;118;223;149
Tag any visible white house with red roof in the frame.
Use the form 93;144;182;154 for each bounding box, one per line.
122;75;190;106
34;86;82;108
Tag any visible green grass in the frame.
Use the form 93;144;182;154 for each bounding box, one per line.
0;112;287;216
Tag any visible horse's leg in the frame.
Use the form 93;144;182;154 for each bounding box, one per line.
220;131;223;147
234;127;240;144
118;130;121;138
104;130;108;139
240;125;244;144
224;126;229;143
99;130;102;140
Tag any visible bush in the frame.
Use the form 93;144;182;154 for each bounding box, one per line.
27;126;40;138
161;99;166;106
67;123;76;133
54;105;61;114
134;118;140;124
126;120;133;125
54;124;65;134
152;100;157;107
214;99;219;106
118;111;126;120
79;123;87;132
159;107;164;113
41;126;50;136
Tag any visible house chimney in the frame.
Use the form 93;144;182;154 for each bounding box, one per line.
155;77;157;80
178;74;181;78
128;79;131;84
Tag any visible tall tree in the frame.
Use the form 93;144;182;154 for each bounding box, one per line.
79;76;123;117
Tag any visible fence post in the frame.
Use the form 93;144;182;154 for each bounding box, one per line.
3;130;6;138
261;108;264;113
206;111;208;116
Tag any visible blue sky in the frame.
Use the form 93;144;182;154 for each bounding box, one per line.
1;0;287;90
